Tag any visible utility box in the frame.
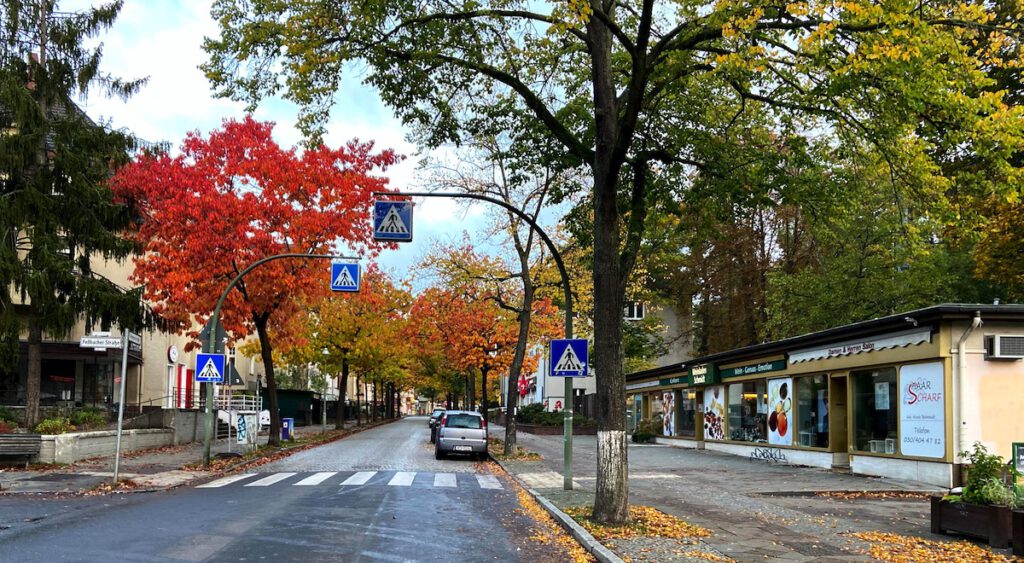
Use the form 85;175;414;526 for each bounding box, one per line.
281;418;294;441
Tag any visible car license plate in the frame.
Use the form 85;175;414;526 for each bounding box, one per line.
454;446;472;452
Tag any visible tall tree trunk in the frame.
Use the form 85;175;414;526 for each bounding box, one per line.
25;319;42;429
588;2;630;524
355;374;362;426
372;380;378;422
504;283;535;455
254;314;281;446
480;365;488;421
336;350;349;430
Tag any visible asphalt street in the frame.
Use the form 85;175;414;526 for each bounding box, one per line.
0;417;558;562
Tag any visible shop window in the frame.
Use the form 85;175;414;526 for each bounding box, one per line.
728;381;767;442
796;375;829;448
852;367;898;453
678;390;697;437
659;391;675;436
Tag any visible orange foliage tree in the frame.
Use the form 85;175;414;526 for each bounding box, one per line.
110;116;398;444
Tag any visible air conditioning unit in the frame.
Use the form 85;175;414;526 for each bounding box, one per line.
985;335;1024;360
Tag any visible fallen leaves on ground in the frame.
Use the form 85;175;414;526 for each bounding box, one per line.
563;505;712;541
817;490;933;501
120;443;195;459
489;463;593;562
849;531;1016;562
82;479;141;496
487;437;543;461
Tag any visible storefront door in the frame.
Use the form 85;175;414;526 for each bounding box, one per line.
829;375;849;467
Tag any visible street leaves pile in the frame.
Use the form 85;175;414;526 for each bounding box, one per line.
512;486;594;563
564;505;712;541
849;531;1016;561
488;437;542;461
83;480;142;496
816;490;933;501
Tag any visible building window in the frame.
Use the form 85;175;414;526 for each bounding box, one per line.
679;389;696;438
796;375;829;448
624;302;645;320
852;367;898;453
728;380;767;442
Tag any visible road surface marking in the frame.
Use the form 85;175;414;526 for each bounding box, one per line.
245;472;297;487
387;472;416;486
476;474;502;489
294;472;337;486
433;473;457;487
196;473;257;488
341;471;377;486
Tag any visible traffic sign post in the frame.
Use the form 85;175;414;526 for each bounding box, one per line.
330;262;361;292
373;200;413;242
112;330;133;485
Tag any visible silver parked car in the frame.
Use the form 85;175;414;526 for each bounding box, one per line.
435;410;487;460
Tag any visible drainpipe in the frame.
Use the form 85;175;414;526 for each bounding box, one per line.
956;311;982;461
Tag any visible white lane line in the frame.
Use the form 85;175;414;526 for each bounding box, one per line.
294;472;337;486
476;474;502;490
244;472;297;487
433;473;457;488
197;473;258;488
387;472;416;486
341;471;377;486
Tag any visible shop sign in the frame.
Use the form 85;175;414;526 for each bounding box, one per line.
720;359;786;378
689;363;719;385
790;328;931;363
658;375;689;387
626;380;659;391
898;362;945;459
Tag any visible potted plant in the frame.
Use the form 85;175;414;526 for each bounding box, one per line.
931;442;1022;548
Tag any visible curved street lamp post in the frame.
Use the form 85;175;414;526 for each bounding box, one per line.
377;191;576;490
202;253;358;466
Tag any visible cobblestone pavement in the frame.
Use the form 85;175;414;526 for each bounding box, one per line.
492;425;1015;562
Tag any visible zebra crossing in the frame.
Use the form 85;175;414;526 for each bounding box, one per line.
196;470;505;491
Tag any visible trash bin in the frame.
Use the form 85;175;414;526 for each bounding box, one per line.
282;418;294;440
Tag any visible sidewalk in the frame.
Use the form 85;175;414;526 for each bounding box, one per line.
0;424;333;495
490;424;1014;562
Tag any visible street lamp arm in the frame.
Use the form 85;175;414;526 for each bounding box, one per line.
375;191;573;338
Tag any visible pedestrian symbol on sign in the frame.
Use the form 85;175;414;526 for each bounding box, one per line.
378;205;409;235
333;266;355;287
553;345;583;373
195;353;225;383
198;358;220;381
330;262;360;292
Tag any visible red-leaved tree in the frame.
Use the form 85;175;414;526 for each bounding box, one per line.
111;116;399;444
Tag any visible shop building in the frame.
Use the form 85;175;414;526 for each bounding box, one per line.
626;304;1024;487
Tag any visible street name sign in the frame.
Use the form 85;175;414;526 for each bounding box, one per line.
550;339;588;377
373;200;413;242
330;262;361;292
80;335;122;350
195;353;225;383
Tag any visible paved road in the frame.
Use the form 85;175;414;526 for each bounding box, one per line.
0;417;562;562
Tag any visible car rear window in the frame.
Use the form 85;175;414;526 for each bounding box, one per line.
445;414;482;429
432;409;445;417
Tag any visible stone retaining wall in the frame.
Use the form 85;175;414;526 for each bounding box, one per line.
36;429;174;464
516;423;598;436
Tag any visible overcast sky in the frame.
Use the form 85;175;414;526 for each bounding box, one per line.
67;0;495;284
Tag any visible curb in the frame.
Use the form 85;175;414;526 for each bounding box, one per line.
492;457;623;563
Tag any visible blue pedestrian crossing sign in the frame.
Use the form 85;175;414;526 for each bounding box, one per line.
550;339;588;377
195;353;225;383
330;262;361;292
373;200;413;242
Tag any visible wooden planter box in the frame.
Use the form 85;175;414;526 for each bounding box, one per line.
516;423;598;436
930;496;1015;548
1015;510;1024;557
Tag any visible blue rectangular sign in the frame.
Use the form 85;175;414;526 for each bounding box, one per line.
195;353;225;383
550;339;588;377
330;262;361;292
373;200;413;242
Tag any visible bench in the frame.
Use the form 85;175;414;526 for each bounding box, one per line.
0;434;42;468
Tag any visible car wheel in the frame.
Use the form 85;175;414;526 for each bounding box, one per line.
435;448;444;460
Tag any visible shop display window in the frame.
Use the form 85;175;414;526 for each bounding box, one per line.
796;375;829;448
678;390;696;437
727;381;767;442
852;367;898;453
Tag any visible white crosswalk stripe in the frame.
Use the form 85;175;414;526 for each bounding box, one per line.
476;475;502;489
294;472;337;486
245;472;297;487
340;471;377;486
197;473;257;488
387;472;416;486
433;473;457;487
